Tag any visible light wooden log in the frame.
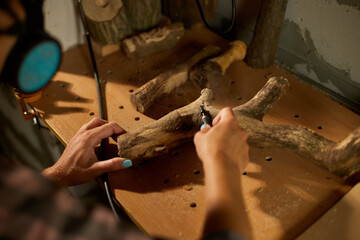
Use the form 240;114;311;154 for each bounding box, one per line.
83;0;162;45
122;0;162;32
83;0;132;45
118;77;360;178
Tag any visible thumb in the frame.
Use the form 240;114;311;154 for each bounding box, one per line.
200;124;211;133
92;157;133;175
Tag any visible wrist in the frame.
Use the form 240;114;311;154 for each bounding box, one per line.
42;166;63;185
41;167;53;178
203;151;240;172
203;152;242;206
203;157;242;198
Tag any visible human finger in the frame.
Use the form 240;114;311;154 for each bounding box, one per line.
219;107;235;120
212;107;235;126
194;124;211;144
212;111;222;126
110;129;127;142
91;157;133;175
89;122;126;147
194;130;203;146
80;117;108;131
200;124;211;132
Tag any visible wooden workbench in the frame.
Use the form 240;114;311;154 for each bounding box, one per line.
32;26;360;240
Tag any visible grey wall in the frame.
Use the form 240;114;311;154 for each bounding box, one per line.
277;0;360;112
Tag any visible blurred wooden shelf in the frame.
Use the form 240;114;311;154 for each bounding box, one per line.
32;25;360;240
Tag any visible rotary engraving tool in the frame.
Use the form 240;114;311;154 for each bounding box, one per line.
199;105;212;130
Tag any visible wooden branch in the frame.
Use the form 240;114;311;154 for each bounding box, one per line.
122;22;185;59
328;129;360;177
130;41;246;116
233;76;289;120
119;88;212;161
118;77;360;177
130;45;221;113
189;41;247;89
246;0;288;68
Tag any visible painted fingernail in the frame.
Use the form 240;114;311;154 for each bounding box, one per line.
200;124;207;130
121;159;132;168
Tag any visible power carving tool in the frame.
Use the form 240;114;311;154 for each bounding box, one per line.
199;105;212;130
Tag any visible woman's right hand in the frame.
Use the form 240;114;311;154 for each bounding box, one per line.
194;107;249;172
193;107;251;238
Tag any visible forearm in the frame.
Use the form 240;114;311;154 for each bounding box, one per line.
203;154;247;236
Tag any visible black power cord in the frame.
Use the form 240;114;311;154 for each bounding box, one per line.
195;0;236;35
77;0;122;224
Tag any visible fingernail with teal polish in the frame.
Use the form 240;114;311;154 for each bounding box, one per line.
200;124;207;130
122;159;132;168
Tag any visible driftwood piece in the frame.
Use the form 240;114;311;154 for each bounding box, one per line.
246;0;288;68
130;45;222;113
122;22;185;59
130;41;246;117
189;41;247;89
118;77;360;178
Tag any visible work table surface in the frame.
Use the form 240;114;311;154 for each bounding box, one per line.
32;26;360;240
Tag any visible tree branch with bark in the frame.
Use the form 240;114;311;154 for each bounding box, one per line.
118;77;360;178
